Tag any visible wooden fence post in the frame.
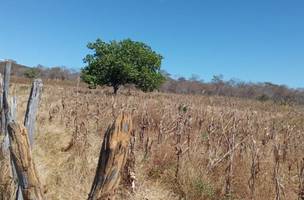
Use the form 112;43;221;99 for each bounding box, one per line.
0;73;4;152
24;79;43;147
8;121;44;200
0;63;44;199
0;61;24;199
0;73;3;135
88;113;132;200
3;61;11;124
10;96;17;121
1;61;12;152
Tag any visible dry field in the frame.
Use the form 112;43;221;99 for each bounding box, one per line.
1;81;304;200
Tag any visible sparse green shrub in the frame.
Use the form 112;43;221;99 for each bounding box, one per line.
24;67;40;79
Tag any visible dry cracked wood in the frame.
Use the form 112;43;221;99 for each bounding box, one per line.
8;122;44;200
88;113;132;200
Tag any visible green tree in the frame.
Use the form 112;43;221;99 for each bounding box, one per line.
81;39;165;94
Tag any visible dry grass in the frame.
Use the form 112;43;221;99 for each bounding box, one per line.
1;82;304;200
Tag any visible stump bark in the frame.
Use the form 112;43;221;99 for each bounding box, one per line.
88;113;132;200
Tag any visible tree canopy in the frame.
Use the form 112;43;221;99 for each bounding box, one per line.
81;39;165;93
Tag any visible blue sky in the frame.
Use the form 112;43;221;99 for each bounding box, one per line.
0;0;303;88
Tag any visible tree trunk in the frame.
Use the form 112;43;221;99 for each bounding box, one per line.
8;122;44;200
88;113;132;200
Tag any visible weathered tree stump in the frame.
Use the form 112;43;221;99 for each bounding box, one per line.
88;113;132;200
8;122;44;200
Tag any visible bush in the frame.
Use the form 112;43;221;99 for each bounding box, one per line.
24;68;40;79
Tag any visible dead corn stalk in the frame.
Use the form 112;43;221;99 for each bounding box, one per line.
273;140;285;200
248;136;260;200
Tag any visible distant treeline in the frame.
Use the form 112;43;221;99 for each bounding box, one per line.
161;74;304;105
0;62;79;81
1;61;303;105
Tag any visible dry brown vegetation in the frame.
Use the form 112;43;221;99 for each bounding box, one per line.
1;81;304;200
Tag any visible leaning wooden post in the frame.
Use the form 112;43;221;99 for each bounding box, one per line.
24;79;43;147
88;113;132;200
8;121;44;200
